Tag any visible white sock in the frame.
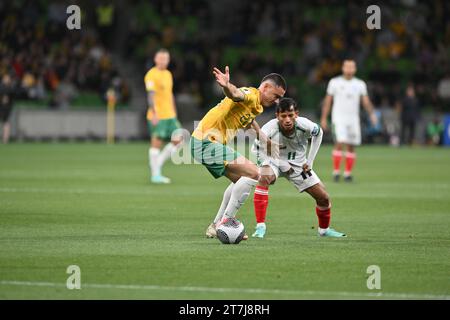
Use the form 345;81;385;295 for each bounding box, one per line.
222;177;258;220
157;143;177;169
256;222;266;228
318;227;329;235
213;183;234;225
149;147;161;177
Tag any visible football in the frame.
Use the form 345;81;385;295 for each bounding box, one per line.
216;218;245;244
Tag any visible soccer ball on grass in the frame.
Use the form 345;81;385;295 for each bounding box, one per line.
216;218;245;244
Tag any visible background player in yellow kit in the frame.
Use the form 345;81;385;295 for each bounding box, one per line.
144;49;182;184
190;66;286;238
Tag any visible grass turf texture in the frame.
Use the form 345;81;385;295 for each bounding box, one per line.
0;143;449;299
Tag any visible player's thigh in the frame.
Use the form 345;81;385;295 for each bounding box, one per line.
168;118;183;144
151;136;163;148
225;156;259;182
190;137;241;180
287;167;322;193
258;165;277;186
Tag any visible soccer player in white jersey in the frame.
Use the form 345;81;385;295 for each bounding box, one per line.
251;97;346;238
320;59;378;182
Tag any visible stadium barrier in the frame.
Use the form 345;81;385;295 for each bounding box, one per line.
11;109;145;141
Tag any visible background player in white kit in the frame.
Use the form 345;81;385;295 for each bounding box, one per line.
251;98;346;238
320;59;378;182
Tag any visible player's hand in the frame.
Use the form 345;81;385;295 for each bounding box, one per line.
213;66;230;88
370;113;378;127
320;119;328;132
151;115;159;126
302;163;310;172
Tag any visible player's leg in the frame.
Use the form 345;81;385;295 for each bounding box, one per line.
2;121;10;144
343;120;360;182
252;165;276;238
331;123;344;182
332;142;343;182
344;144;356;182
206;182;234;238
156;118;183;175
304;183;346;237
149;132;170;183
219;157;259;222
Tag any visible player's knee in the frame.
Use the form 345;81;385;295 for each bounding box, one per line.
317;192;330;207
248;170;259;181
258;175;274;187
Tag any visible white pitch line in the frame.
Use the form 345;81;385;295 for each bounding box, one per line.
0;187;445;199
0;280;448;300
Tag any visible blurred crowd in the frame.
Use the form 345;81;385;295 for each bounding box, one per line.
0;0;448;145
126;0;449;145
0;0;130;109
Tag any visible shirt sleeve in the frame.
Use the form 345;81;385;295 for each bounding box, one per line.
144;72;156;92
326;79;335;96
360;80;368;96
240;87;257;105
296;117;321;138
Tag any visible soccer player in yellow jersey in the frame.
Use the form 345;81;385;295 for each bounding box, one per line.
144;49;182;184
191;66;286;238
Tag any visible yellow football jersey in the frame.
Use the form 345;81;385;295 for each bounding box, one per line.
192;87;263;144
144;67;175;120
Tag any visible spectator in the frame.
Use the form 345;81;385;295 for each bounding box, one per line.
426;116;444;145
0;73;18;144
398;84;421;145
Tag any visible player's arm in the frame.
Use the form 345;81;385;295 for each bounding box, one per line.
361;95;378;126
145;73;158;124
304;125;323;171
212;66;245;102
171;94;177;117
146;91;158;124
320;95;333;131
251;120;280;158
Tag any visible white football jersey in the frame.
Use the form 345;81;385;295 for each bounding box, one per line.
253;117;320;165
326;76;368;124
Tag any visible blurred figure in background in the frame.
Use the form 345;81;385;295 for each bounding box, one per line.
320;59;378;182
144;49;182;184
426;115;444;146
0;73;17;144
398;84;421;146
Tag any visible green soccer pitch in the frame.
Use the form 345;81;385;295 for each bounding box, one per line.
0;143;449;299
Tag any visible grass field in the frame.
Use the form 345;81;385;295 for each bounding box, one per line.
0;142;449;300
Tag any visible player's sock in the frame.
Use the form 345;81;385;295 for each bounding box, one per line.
222;176;258;221
213;182;234;225
316;205;331;235
344;152;356;176
253;185;269;223
149;147;161;177
157;143;177;169
332;150;342;175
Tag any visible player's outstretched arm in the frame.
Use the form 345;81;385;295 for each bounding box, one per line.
212;66;245;102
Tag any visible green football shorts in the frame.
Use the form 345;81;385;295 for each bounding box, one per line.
190;137;240;179
148;118;181;141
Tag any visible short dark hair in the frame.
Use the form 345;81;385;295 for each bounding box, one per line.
156;48;169;55
261;73;287;90
276;97;297;113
